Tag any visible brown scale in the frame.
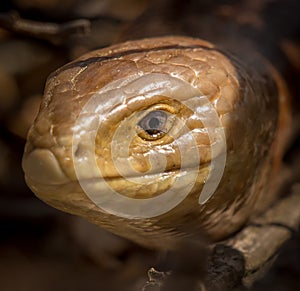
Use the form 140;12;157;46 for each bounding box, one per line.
22;0;299;250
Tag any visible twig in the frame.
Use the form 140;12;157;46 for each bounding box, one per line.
0;11;91;43
228;183;300;286
140;184;300;291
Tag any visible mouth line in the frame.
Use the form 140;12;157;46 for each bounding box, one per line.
27;162;211;189
74;162;211;184
104;164;205;179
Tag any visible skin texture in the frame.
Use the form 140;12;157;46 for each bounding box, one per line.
22;35;291;249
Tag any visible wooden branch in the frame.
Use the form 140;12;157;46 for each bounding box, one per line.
0;11;90;43
141;184;300;291
228;183;300;286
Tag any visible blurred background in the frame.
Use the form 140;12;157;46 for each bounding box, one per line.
0;0;299;290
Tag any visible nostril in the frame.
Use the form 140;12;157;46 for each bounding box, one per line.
23;148;69;185
74;143;85;158
74;145;80;157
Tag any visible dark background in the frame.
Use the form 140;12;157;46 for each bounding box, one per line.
0;1;299;290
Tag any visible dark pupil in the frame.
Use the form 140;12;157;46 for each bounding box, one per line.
138;110;168;136
149;117;160;129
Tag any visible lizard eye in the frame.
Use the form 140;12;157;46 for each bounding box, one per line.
136;110;174;141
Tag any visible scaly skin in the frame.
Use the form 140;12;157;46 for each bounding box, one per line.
22;36;291;249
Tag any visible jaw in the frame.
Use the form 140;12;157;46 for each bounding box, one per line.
23;141;211;216
24;165;210;215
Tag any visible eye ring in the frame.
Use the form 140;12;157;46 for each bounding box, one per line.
136;109;175;141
